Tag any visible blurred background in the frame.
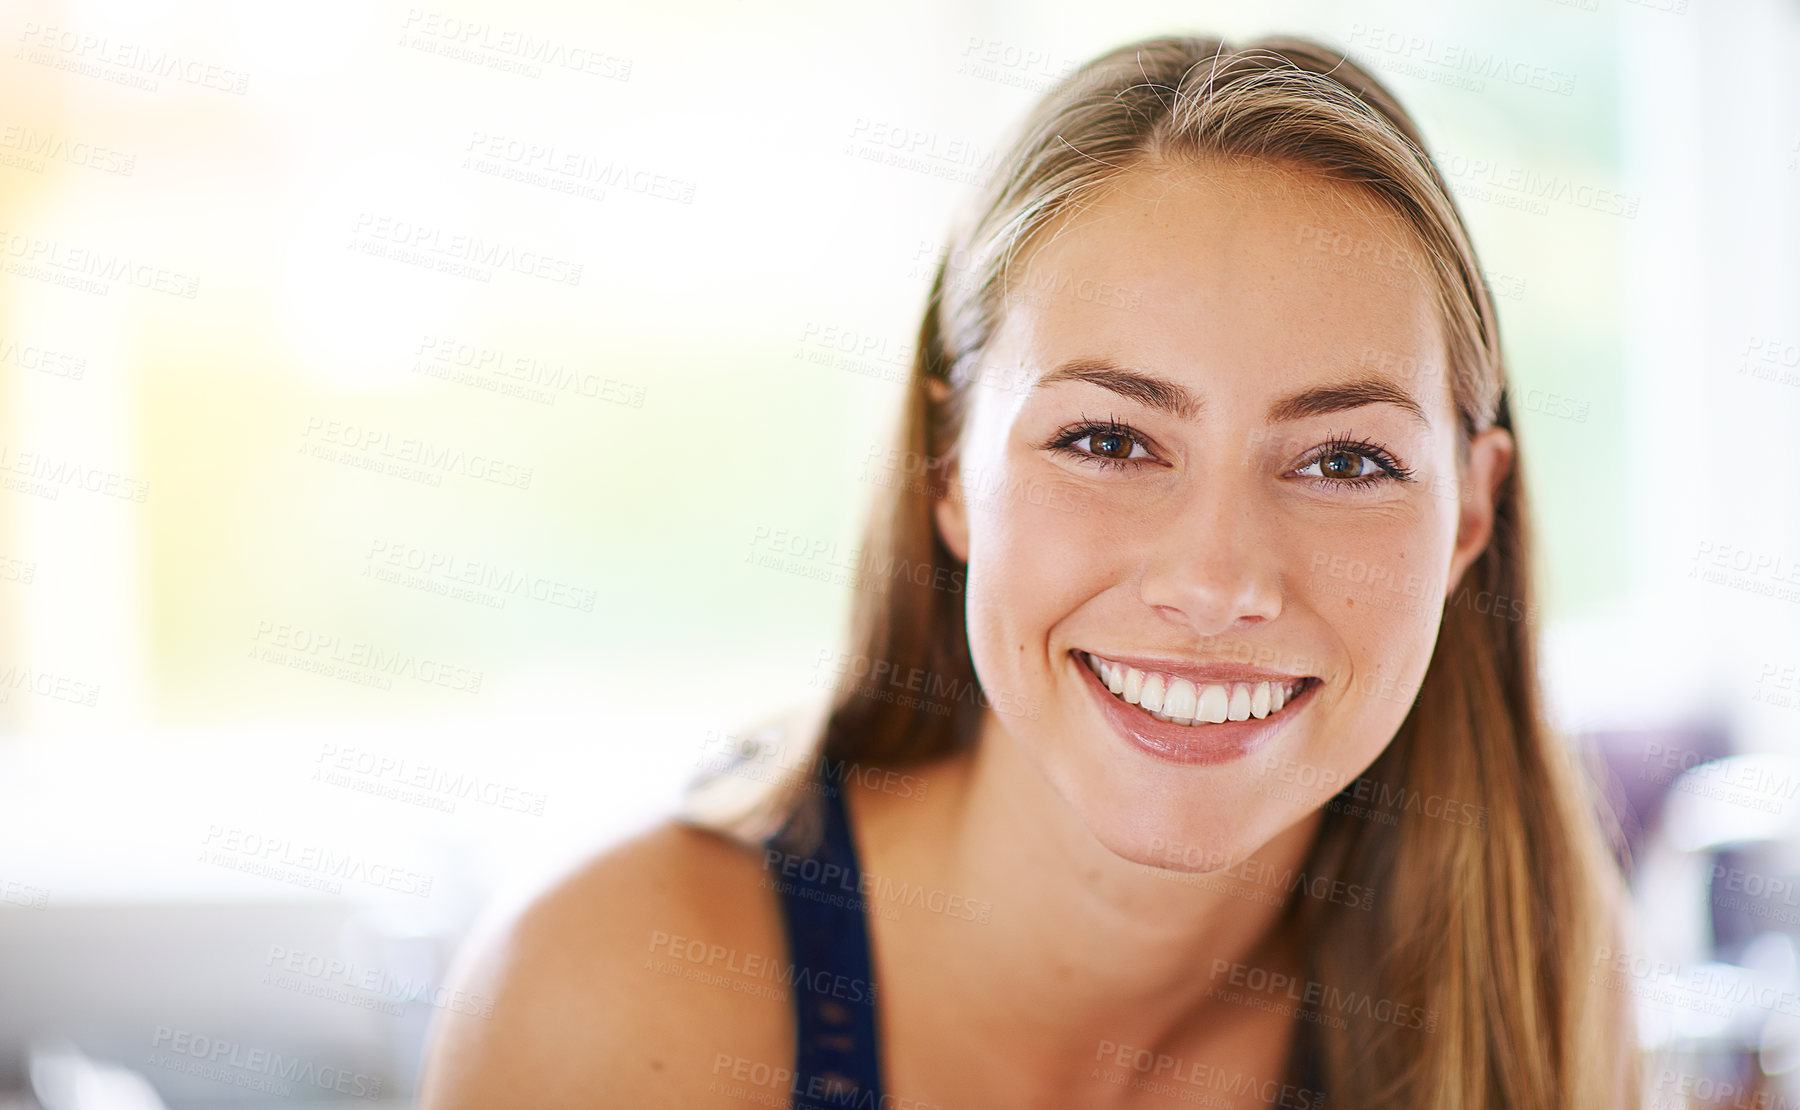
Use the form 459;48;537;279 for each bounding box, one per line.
0;0;1796;1106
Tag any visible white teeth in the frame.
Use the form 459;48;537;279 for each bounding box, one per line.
1227;684;1252;722
1082;653;1307;728
1196;684;1229;724
1138;673;1166;713
1164;678;1197;721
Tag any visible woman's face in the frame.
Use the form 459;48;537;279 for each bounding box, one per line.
932;160;1513;871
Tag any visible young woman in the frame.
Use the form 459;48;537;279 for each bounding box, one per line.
419;34;1641;1110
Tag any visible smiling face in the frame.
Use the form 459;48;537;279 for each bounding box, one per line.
932;158;1513;871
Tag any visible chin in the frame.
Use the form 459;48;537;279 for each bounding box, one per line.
1048;751;1291;874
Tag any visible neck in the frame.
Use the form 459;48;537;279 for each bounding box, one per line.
855;710;1325;1097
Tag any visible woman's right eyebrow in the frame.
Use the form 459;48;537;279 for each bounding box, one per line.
1030;358;1431;428
1032;359;1202;420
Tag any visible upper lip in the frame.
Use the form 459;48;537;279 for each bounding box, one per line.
1074;649;1314;687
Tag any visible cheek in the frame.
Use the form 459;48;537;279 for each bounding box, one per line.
1296;508;1457;769
961;480;1113;680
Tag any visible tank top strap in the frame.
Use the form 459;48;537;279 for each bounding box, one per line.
764;775;887;1109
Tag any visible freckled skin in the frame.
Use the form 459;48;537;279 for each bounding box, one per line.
932;160;1513;874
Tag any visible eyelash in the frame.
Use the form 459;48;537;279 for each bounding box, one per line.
1302;433;1417;488
1044;415;1149;472
1041;417;1416;489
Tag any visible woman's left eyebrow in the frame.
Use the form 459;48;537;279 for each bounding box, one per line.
1267;377;1430;427
1031;358;1430;427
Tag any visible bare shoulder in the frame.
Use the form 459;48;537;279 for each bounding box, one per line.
416;819;794;1110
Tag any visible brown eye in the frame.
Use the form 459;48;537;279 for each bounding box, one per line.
1296;438;1413;488
1047;421;1154;468
1091;431;1136;459
1300;447;1386;483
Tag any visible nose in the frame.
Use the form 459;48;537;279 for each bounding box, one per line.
1135;473;1285;637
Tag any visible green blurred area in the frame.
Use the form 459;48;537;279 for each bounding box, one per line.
110;0;1629;726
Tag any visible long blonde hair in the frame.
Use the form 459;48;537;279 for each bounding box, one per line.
685;34;1639;1109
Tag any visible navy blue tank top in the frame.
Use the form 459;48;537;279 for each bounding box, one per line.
764;774;887;1108
762;775;1330;1106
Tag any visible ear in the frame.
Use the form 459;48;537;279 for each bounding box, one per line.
924;378;970;564
1445;425;1514;593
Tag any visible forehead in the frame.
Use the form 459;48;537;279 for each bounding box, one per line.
992;160;1448;411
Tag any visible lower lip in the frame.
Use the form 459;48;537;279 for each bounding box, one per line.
1071;651;1317;767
